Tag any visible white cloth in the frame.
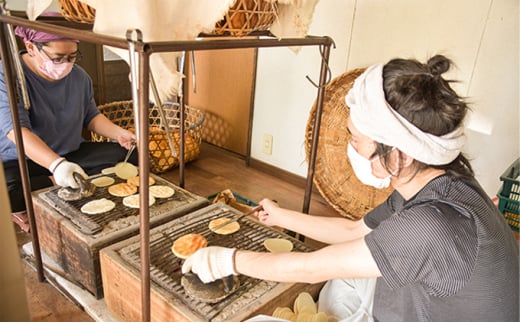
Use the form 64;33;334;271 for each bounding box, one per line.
346;64;466;165
270;0;320;52
25;0;320;101
25;0;53;20
318;278;377;322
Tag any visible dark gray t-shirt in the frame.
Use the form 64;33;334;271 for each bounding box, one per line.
364;174;519;321
0;52;99;162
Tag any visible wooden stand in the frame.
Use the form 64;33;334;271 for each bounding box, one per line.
32;176;208;298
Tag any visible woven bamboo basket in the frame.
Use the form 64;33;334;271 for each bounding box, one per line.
91;100;205;174
305;69;393;220
213;0;278;37
57;0;95;24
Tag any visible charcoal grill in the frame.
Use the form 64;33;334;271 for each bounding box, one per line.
39;174;200;236
32;173;208;298
100;203;325;321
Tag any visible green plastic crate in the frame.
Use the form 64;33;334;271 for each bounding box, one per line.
497;158;520;231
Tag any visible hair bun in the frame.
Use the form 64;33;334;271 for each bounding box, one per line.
427;55;451;76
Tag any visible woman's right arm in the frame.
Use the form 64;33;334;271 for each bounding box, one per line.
7;127;61;169
257;199;371;244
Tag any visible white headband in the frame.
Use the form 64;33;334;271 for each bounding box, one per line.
345;64;466;165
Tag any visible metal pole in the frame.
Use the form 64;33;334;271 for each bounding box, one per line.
178;52;187;188
303;43;332;214
138;49;151;322
126;28;151;322
0;13;45;282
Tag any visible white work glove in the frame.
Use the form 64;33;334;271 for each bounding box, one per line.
50;157;87;189
181;246;237;283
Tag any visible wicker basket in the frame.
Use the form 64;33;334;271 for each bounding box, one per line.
91;100;205;174
213;0;278;37
57;0;95;24
305;69;393;220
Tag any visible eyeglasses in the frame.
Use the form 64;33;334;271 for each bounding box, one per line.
36;45;82;64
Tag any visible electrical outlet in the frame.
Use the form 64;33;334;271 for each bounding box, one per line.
262;134;273;155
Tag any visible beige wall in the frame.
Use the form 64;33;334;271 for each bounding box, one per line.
252;0;519;197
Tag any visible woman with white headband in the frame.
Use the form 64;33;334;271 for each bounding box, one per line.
183;55;519;321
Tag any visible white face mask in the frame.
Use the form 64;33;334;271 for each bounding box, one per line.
347;143;391;189
35;49;74;80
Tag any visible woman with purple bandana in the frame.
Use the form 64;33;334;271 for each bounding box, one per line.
181;55;519;321
0;27;137;232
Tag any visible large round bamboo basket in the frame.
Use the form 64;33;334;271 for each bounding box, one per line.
305;68;393;220
91;100;205;174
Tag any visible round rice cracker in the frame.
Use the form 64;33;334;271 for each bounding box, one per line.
122;194;156;209
171;233;207;259
127;175;156;187
80;198;116;215
264;238;293;253
101;166;115;175
114;162;138;180
149;185;175;199
90;176;115;187
108;182;137;197
208;217;240;235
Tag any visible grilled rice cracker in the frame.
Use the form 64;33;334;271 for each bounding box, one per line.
149;185;175;198
108;182;137;197
127;175;156;187
101;166;115;175
208;217;240;235
114;162;138;179
171;233;207;259
80;198;116;215
122;193;156;208
90;176;115;187
264;238;293;253
272;307;296;321
293;292;317;315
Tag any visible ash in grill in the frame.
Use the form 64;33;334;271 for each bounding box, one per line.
40;173;196;236
116;203;316;322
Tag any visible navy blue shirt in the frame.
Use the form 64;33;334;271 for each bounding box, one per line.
0;52;99;161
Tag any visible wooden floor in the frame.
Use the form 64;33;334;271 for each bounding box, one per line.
15;142;340;321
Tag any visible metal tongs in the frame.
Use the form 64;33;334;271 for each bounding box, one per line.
210;204;264;232
123;142;136;164
72;172;96;198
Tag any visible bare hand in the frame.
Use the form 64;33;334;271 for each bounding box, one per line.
116;129;136;149
257;198;280;226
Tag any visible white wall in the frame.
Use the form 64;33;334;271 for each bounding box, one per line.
252;0;519;197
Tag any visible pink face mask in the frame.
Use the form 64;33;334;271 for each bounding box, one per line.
35;49;74;80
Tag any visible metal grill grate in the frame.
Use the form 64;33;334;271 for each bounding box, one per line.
118;203;315;321
39;173;198;235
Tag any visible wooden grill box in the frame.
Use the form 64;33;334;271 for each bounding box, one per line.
100;203;324;321
32;173;208;299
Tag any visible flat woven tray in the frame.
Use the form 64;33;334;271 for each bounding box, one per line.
305;68;393;220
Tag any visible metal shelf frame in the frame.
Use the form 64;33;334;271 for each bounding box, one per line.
0;13;332;321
